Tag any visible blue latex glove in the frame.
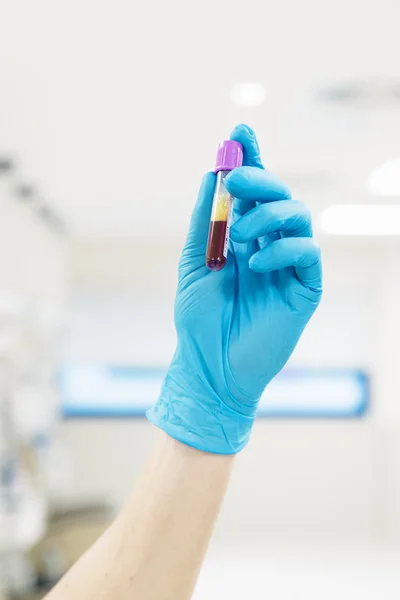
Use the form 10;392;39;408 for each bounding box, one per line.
147;125;322;454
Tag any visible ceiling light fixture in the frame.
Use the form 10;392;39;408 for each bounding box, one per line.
366;159;400;197
230;82;266;107
319;204;400;236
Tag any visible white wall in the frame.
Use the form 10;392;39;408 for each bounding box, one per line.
59;237;400;543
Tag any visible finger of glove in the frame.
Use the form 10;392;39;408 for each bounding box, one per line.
231;200;312;243
249;237;322;292
225;167;291;205
180;171;215;266
230;123;264;169
230;124;264;216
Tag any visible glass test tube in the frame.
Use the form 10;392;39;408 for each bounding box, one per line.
206;140;243;271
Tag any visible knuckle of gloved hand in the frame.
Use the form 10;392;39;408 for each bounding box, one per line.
311;241;322;260
302;202;312;222
293;201;312;224
276;179;291;200
296;239;319;263
307;241;322;266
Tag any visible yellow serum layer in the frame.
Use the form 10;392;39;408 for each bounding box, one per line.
210;190;231;222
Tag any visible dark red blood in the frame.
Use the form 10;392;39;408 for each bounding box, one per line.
206;220;228;271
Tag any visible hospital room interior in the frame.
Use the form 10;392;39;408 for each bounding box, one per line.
1;0;400;598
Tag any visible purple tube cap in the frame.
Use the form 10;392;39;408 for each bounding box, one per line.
214;140;243;173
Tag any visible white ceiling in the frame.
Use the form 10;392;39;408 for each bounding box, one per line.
0;0;400;239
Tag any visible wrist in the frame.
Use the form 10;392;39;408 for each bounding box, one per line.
155;430;236;466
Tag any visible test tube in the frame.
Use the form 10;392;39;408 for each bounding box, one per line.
206;140;243;271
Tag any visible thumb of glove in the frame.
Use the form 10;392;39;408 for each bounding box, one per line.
179;171;215;274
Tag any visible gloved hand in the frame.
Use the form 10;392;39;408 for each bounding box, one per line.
147;125;322;454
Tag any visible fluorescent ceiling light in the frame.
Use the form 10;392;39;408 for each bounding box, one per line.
366;159;400;196
319;204;400;236
230;82;266;107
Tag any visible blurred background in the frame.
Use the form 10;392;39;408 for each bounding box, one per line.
1;0;400;598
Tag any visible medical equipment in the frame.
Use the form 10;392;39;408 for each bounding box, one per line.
206;140;243;271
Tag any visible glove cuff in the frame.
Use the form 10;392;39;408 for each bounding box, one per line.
146;363;255;454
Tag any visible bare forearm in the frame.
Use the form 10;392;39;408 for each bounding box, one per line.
45;431;234;600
